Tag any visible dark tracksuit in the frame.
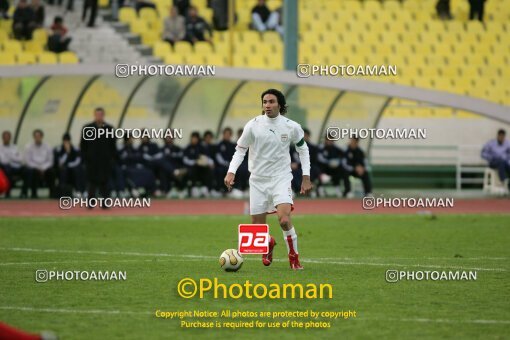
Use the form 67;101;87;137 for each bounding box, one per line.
183;143;213;190
54;144;85;194
215;139;236;192
343;145;372;195
162;142;186;191
140;141;165;192
318;143;349;194
119;143;155;194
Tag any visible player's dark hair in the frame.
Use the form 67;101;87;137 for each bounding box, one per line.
497;129;506;135
190;131;201;140
95;107;105;113
33;129;43;137
203;130;214;139
62;133;71;141
351;136;360;142
261;88;288;115
303;128;311;136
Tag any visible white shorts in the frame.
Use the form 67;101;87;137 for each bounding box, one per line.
249;173;293;215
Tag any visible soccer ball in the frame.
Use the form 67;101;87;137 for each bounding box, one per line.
219;249;244;272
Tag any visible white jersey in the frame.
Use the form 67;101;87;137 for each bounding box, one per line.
228;114;310;178
0;144;23;168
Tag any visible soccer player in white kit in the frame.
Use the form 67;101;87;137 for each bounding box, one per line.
224;89;312;270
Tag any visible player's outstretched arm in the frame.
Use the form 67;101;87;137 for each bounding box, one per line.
224;172;235;191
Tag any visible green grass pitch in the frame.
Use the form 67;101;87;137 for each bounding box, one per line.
0;214;509;339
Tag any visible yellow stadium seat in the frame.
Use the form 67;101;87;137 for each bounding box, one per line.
200;8;213;23
119;7;137;24
59;51;79;64
140;7;158;23
141;31;159;46
451;43;472;55
0;53;16;65
486;54;508;66
265;55;282;70
0;19;12;33
444;21;464;33
16;53;37;64
465;54;486;65
164;53;185;64
149;20;163;34
233;54;247;67
232;43;252;56
186;54;206;65
243;31;261;43
2;40;22;53
235;9;251;30
266;0;282;11
153;41;171;58
485;22;505;33
174;41;192;54
445;54;465;66
37;52;58;64
194;41;213;54
0;30;8;42
156;6;169;18
412;43;434;55
246;55;267;69
32;28;48;44
130;19;148;35
383;0;401;11
466;21;484;34
204;54;226;66
194;0;207;9
23;40;44;53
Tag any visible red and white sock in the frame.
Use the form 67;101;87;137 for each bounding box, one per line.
283;227;298;255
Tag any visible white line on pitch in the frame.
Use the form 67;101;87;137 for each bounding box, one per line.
0;247;507;272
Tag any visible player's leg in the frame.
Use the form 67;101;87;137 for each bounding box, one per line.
251;212;276;266
249;176;275;266
251;213;266;224
276;203;303;270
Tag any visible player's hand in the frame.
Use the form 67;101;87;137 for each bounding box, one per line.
224;172;235;191
300;176;313;195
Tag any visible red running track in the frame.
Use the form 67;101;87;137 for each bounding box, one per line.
0;199;508;217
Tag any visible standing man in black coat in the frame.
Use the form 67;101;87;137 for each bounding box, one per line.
80;107;117;207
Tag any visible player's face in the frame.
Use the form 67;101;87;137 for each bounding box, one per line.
223;130;232;141
262;94;280;118
2;132;11;145
94;109;105;124
497;133;505;143
33;132;43;144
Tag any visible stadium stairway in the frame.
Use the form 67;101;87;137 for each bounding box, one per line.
44;1;152;64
